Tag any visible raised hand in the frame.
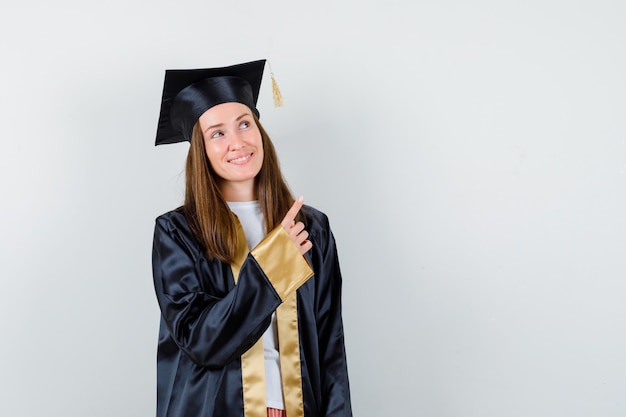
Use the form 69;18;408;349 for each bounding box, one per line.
281;196;313;256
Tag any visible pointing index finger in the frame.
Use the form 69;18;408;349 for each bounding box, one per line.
283;196;304;226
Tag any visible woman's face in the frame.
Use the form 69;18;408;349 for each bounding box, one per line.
198;102;264;194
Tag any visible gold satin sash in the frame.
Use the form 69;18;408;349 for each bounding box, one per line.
232;220;267;417
276;293;304;417
233;218;313;417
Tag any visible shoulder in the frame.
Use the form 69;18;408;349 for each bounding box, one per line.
301;204;340;264
154;206;196;243
301;204;333;238
153;206;206;258
302;204;328;224
155;206;187;229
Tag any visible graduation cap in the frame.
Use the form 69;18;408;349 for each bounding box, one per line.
155;59;270;146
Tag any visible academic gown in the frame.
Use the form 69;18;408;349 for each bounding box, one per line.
152;205;352;417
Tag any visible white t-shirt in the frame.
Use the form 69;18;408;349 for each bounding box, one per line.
227;201;284;410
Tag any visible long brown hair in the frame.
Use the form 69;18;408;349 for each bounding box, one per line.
183;115;297;263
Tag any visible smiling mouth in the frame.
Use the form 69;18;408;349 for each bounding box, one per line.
229;154;252;164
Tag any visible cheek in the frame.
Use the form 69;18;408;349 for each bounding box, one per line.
254;139;264;166
203;145;226;173
255;134;264;154
204;142;224;161
248;128;263;146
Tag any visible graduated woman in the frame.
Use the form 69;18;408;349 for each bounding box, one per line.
152;60;352;417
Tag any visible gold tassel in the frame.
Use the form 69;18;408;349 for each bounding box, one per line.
268;61;283;107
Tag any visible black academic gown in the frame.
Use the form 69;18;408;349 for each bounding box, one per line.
152;205;352;417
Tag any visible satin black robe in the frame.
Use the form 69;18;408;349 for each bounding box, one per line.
152;205;352;417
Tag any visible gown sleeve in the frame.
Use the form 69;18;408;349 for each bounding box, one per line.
313;214;353;417
152;212;313;369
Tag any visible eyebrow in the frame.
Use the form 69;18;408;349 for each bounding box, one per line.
203;112;251;134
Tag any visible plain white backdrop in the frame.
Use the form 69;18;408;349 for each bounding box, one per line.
1;1;625;416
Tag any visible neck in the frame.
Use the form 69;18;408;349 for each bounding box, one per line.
219;179;256;202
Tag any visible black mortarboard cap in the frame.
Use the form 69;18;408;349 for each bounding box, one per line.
155;59;266;146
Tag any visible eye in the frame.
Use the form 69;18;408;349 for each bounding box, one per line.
209;131;224;140
239;121;250;129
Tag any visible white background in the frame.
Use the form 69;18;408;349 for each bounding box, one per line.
1;1;625;416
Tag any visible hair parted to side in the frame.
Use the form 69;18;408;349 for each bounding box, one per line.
184;115;298;264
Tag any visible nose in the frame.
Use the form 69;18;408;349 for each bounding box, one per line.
228;131;244;150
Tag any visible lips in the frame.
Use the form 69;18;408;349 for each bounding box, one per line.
228;153;252;164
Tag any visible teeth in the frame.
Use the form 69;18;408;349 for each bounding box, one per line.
230;155;250;163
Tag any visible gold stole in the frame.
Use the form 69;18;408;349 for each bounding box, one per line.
231;220;313;417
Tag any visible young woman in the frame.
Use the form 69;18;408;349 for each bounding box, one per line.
152;60;352;417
